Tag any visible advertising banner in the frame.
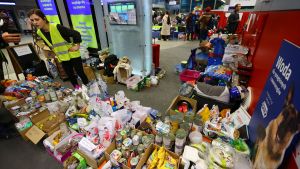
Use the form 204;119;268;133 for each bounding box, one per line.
66;0;98;49
249;40;300;169
37;0;60;24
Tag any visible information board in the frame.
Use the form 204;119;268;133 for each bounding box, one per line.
65;0;98;49
249;40;300;168
108;1;137;25
36;0;61;24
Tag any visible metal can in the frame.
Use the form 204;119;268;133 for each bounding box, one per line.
130;157;139;169
137;144;144;155
132;135;140;146
120;130;127;139
116;135;123;148
130;130;137;138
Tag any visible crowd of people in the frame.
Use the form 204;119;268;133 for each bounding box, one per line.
152;4;242;41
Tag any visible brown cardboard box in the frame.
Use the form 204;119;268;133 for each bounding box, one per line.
83;66;96;81
103;75;115;84
77;149;105;169
166;95;197;117
25;113;65;144
104;140;130;169
29;109;51;124
137;144;181;169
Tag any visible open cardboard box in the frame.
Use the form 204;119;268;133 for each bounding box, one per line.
77;149;105;169
104;140;130;169
104;129;151;169
25;112;65;144
137;144;181;169
166;95;197;117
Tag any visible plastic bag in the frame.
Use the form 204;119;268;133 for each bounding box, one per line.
47;59;58;78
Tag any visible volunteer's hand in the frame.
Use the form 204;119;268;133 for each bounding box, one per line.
2;32;21;43
68;44;80;52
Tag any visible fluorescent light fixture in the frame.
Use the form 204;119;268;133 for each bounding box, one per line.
0;2;16;5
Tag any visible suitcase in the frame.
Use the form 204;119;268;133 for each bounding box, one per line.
152;44;160;68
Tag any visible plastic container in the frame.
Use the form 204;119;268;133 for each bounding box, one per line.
179;69;201;82
189;131;203;144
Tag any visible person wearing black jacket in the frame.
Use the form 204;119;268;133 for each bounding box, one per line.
0;11;21;80
227;4;241;34
28;9;88;88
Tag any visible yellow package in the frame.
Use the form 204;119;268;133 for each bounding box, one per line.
158;152;178;169
157;146;166;168
198;104;210;122
147;148;158;169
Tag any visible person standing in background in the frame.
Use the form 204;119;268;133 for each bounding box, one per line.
0;11;21;80
185;13;193;41
161;11;171;41
199;7;213;42
28;9;88;88
227;4;241;34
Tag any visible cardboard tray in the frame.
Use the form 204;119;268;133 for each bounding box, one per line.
137;144;181;169
166;95;198;117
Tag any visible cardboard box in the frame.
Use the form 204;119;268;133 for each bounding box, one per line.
104;140;130;169
84;66;96;81
166;95;197;117
29;108;51;124
137;144;181;169
25;113;65;144
77;149;105;169
103;75;115;84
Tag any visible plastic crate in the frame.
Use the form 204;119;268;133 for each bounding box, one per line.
179;69;201;82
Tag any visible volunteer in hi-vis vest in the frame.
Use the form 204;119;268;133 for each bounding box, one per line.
28;9;89;88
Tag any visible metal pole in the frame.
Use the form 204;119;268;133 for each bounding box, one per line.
202;0;204;10
214;0;217;9
190;0;193;12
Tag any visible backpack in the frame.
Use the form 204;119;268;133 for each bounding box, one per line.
104;54;119;77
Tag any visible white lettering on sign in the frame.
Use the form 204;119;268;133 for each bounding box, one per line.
276;56;292;81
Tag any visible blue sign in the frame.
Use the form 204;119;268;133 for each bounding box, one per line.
37;0;59;15
249;40;300;168
66;0;92;15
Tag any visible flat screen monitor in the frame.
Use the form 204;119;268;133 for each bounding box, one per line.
108;1;137;25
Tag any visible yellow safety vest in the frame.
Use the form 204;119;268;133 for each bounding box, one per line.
37;23;81;62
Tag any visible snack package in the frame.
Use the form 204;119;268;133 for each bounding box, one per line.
198;104;210;122
157;146;166;168
158;152;178;169
147;148;158;169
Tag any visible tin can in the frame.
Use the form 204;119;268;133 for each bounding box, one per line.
132;135;140;146
130;130;137;138
137;144;144;155
130;157;139;169
120;130;127;139
123;138;133;148
116;135;123;148
155;132;163;146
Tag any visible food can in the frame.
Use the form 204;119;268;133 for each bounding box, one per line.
130;157;139;169
137;144;144;155
132;135;140;146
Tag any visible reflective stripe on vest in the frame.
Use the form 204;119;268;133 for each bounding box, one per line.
37;23;81;62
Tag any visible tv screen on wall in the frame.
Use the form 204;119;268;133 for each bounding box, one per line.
108;1;137;25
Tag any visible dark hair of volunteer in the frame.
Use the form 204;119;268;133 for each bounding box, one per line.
27;9;89;88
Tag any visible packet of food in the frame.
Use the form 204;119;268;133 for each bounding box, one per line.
158;152;178;169
147;148;158;169
157;146;166;168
